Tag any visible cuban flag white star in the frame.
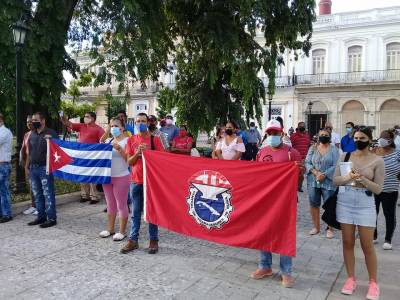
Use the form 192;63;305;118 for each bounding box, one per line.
54;151;61;163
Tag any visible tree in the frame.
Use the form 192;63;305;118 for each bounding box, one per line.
1;0;315;135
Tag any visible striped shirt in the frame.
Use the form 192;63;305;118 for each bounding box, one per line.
382;150;400;192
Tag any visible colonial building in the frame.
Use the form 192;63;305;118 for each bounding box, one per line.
73;1;400;138
261;1;400;137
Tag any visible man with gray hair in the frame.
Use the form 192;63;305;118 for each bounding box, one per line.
0;113;14;223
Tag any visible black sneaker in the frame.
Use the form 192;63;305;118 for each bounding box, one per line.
80;196;90;203
89;199;99;205
28;218;46;226
40;220;57;228
0;216;13;223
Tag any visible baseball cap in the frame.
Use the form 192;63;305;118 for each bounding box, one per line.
265;119;283;133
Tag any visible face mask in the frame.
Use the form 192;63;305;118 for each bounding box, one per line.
378;138;391;148
319;136;330;144
346;127;352;134
266;135;282;147
250;127;255;131
179;130;187;137
166;119;173;125
148;124;156;131
225;129;233;136
355;140;369;150
84;117;91;124
299;127;306;132
396;129;400;135
110;127;121;138
32;121;41;129
135;123;148;133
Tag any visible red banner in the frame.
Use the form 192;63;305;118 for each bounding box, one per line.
143;151;298;257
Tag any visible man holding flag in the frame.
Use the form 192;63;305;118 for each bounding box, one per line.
27;112;58;228
121;113;165;255
252;119;303;288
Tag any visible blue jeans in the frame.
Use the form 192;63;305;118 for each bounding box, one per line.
30;165;56;221
259;251;292;276
308;186;335;208
129;183;158;242
0;163;12;217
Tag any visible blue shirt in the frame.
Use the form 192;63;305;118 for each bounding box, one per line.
244;129;261;144
160;125;179;143
341;134;356;153
237;130;248;145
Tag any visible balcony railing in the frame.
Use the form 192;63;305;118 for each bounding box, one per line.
295;69;400;86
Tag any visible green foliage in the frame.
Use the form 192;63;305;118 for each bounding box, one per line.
105;94;129;120
60;99;97;120
1;0;315;135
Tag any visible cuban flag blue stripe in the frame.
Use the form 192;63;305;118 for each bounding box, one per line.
52;139;112;152
53;170;111;184
69;157;111;168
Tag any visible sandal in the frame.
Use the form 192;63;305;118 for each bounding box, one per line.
309;228;320;235
99;230;115;238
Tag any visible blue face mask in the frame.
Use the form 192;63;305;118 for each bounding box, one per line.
135;123;148;133
346;127;352;134
266;135;282;147
110;127;121;138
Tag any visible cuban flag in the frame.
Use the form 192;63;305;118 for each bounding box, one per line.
46;139;113;184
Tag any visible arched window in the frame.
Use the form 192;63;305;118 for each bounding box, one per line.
348;46;362;72
386;42;400;70
312;49;326;75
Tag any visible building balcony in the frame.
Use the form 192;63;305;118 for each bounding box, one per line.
295;69;400;86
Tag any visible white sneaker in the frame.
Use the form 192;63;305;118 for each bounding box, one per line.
382;242;392;250
373;239;378;244
113;233;126;241
23;206;36;215
99;230;113;238
32;209;38;215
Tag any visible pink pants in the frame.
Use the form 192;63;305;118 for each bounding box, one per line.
102;175;130;218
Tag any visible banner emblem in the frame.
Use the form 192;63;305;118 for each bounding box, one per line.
186;170;233;229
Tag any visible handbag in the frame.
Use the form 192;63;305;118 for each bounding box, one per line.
321;152;351;230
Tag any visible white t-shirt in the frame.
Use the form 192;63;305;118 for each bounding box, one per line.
331;131;340;146
216;137;245;160
106;137;130;177
395;135;400;150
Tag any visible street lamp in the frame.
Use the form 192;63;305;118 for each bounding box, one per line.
106;86;112;123
268;92;273;121
307;100;313;137
12;20;29;193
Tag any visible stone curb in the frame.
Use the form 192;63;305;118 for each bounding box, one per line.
12;192;81;216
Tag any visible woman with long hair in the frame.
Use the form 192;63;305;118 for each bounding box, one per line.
373;129;400;250
213;121;245;160
333;126;384;300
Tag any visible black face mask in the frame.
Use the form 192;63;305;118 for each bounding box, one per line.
32;121;41;129
148;124;156;131
299;127;306;132
355;140;369;150
225;129;233;136
319;136;330;144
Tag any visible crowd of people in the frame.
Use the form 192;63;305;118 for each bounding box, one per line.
0;110;399;299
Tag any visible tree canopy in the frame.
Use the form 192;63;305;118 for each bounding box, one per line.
1;0;315;133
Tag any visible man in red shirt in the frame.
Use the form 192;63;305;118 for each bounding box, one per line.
61;111;105;204
290;121;311;192
251;119;302;288
121;113;164;255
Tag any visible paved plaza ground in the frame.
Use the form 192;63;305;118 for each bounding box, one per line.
0;189;399;300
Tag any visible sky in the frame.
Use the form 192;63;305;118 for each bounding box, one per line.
328;0;399;14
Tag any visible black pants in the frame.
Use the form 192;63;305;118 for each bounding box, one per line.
374;191;398;243
243;143;259;161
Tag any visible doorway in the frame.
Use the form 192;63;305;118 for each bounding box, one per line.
308;114;327;138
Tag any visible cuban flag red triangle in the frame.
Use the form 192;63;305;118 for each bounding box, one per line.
47;139;74;174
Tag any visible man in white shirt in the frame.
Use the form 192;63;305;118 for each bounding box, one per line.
0;113;13;223
325;122;340;148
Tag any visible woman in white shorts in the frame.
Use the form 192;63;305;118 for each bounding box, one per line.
333;126;384;300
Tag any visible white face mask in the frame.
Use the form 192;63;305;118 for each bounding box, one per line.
166;119;173;125
396;129;400;135
378;138;391;148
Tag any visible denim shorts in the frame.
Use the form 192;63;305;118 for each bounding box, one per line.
308;186;335;208
336;186;376;227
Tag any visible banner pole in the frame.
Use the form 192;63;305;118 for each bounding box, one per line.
46;138;50;175
142;152;148;222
